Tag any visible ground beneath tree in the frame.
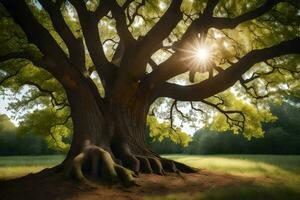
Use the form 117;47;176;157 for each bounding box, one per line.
0;169;260;200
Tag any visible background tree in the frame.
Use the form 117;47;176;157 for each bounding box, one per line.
0;0;299;185
185;101;300;154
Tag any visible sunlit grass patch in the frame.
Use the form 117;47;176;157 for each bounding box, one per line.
0;166;49;180
164;155;300;176
165;154;300;192
0;155;64;180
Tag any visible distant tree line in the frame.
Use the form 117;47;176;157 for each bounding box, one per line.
0;131;58;155
0;114;59;155
148;102;300;155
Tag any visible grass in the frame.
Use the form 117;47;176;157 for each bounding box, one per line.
162;154;300;200
0;155;64;180
1;154;300;199
164;154;300;178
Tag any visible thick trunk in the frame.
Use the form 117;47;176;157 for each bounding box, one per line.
60;77;196;186
66;84;154;164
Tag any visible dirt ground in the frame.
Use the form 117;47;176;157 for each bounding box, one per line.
0;169;256;200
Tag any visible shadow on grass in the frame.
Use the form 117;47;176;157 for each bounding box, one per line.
199;184;300;200
147;183;300;200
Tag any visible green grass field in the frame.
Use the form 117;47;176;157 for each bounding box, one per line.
0;155;64;180
1;154;300;199
163;155;300;199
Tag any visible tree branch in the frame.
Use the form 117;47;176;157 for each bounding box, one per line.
201;99;245;131
93;0;111;21
0;52;36;63
203;0;220;17
68;0;115;86
156;37;300;101
211;0;283;29
138;0;183;58
38;0;85;73
143;0;285;87
1;0;70;70
109;0;135;47
0;66;22;85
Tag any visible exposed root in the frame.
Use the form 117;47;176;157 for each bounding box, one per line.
134;155;198;175
67;145;198;188
121;154;140;175
173;160;199;173
134;155;164;175
135;155;153;174
70;146;136;187
160;158;178;173
147;156;165;175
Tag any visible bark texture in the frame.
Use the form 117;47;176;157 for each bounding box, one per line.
63;82;197;186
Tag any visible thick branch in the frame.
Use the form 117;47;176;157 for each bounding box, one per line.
211;0;282;29
68;0;114;86
1;0;70;71
93;0;111;20
203;0;219;17
156;37;300;101
109;0;135;46
144;0;284;87
38;0;85;73
138;0;183;57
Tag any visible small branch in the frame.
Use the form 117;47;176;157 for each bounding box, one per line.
190;102;204;113
0;67;23;85
0;52;35;63
174;101;190;120
201;99;246;131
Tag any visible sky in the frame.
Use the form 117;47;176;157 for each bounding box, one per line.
0;98;9;114
0;96;16;123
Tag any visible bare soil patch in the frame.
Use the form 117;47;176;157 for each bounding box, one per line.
0;169;256;200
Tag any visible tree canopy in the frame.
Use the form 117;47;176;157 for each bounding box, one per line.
0;0;300;150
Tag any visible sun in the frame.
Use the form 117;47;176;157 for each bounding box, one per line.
195;46;210;63
180;39;214;71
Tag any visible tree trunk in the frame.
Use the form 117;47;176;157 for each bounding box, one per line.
59;77;196;186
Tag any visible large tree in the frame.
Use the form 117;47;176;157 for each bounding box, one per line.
0;0;299;185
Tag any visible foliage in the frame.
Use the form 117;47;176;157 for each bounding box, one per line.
0;114;15;132
208;91;277;139
0;0;299;146
147;115;191;147
0;114;63;155
149;102;300;154
17;108;72;152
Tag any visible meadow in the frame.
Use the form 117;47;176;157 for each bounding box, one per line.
1;154;300;199
0;155;64;180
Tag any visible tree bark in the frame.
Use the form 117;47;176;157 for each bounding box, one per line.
60;77;196;186
65;78;154;166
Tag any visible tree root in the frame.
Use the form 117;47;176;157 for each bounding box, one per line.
69;146;136;187
135;155;198;175
67;146;198;187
